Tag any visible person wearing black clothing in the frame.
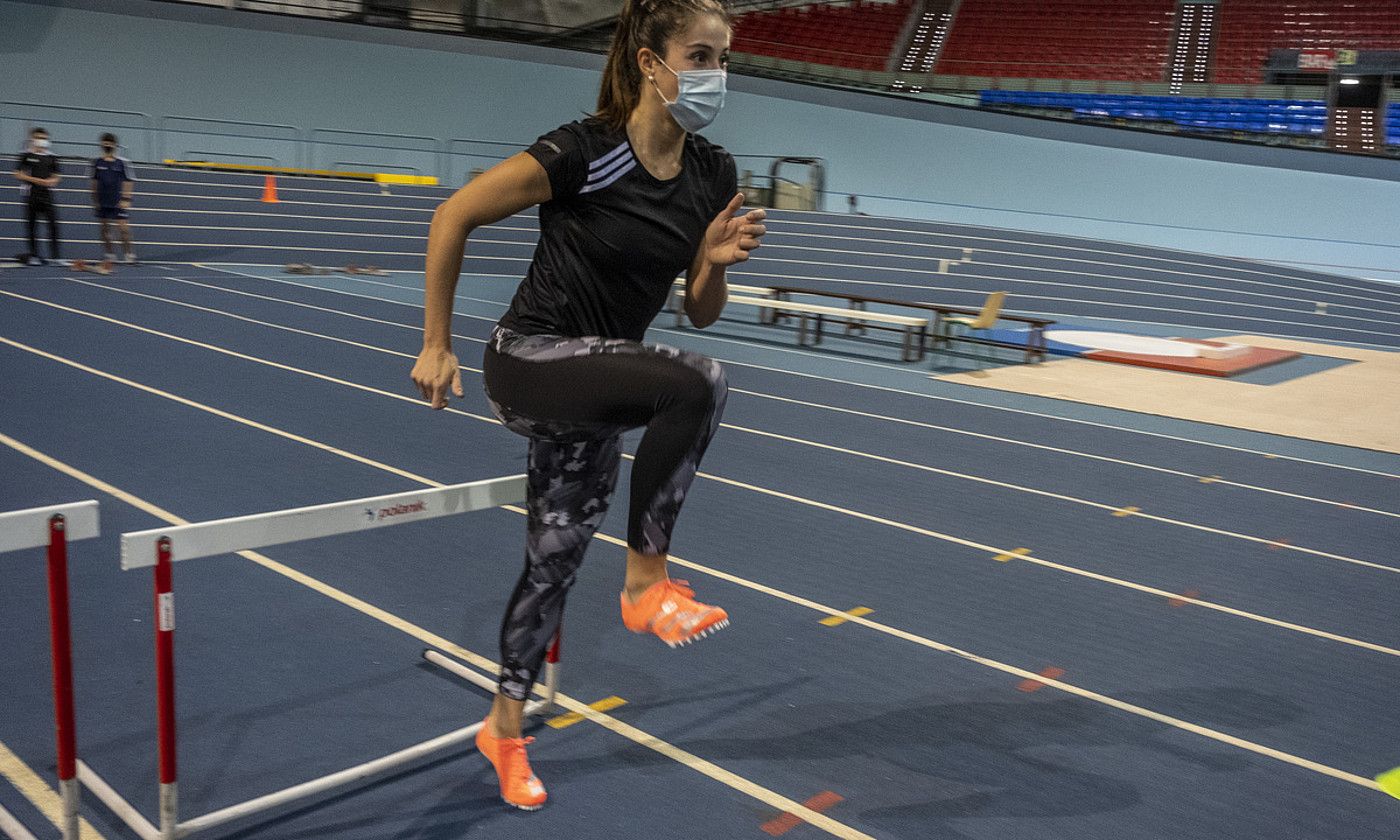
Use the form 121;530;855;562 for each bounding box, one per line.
410;0;765;812
14;127;63;264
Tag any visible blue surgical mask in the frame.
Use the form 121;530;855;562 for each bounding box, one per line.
33;137;50;151
652;57;726;133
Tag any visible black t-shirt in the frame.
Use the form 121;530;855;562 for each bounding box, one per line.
498;118;738;342
15;152;61;203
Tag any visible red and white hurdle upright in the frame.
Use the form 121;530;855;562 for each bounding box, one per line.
78;475;563;840
0;499;101;840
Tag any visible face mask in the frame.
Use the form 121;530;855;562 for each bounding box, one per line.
651;57;726;133
102;145;116;154
33;138;50;151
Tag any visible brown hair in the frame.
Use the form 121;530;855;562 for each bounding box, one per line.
596;0;730;130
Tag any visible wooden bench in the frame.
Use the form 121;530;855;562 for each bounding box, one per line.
668;279;772;311
726;295;929;361
669;280;929;361
668;279;775;325
767;286;1053;363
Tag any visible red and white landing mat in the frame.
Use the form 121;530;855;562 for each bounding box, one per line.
1047;330;1300;376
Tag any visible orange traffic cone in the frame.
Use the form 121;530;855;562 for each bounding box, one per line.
261;175;279;203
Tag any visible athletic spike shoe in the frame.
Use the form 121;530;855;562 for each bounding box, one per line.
621;579;730;648
475;720;547;811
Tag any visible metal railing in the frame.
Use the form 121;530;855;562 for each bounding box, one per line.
306;127;442;175
0;104;498;181
164;114;305;167
182;150;282;165
0;103;827;196
0;102;157;161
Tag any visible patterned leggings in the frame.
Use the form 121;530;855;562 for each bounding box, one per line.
482;326;728;699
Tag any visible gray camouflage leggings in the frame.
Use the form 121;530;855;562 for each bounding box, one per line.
482;326;728;699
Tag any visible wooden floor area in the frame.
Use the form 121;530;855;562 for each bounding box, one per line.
937;335;1400;454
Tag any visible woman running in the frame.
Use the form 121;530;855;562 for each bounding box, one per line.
411;0;766;811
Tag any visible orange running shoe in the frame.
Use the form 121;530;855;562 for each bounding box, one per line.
621;579;729;648
475;720;547;811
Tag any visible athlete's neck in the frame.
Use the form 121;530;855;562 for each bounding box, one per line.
626;100;686;180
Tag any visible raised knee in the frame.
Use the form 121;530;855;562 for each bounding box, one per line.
675;365;724;417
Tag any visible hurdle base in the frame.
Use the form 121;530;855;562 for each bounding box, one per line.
78;760;160;840
422;648;561;716
80;656;549;839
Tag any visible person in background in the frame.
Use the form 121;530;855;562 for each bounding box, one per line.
14;127;62;265
90;132;138;264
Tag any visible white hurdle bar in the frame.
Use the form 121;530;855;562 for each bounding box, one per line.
83;475;553;840
0;500;100;840
0;805;41;840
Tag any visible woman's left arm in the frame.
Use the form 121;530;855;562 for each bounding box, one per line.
685;192;766;328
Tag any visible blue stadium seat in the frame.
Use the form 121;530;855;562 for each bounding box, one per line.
977;92;1351;140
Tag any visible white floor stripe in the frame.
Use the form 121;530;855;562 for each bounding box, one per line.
2;303;1396;662
0;433;872;840
0;418;1387;799
63;276;1400;530
159;272;1400;517
195;263;1400;478
6;177;1397;302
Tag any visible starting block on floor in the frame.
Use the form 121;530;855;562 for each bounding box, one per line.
80;475;558;840
0;500;101;840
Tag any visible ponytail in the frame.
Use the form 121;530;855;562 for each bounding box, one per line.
596;0;730;130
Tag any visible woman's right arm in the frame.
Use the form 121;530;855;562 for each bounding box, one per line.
413;153;553;409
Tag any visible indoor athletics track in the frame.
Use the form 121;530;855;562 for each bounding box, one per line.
2;166;1398;839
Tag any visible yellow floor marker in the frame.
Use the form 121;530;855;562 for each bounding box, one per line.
0;740;104;838
820;607;873;627
547;696;627;729
1377;767;1400;799
1113;506;1141;517
993;547;1032;563
1198;475;1222;484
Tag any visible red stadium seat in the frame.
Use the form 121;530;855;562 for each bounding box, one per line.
730;0;915;70
943;2;1172;80
1215;0;1400;83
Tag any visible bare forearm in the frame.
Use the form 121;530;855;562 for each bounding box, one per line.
422;208;470;350
685;255;728;329
418;153;551;350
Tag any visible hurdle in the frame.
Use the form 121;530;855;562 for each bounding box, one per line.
80;475;555;840
0;500;100;840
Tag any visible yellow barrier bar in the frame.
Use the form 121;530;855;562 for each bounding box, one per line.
163;160;438;186
373;173;440;186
